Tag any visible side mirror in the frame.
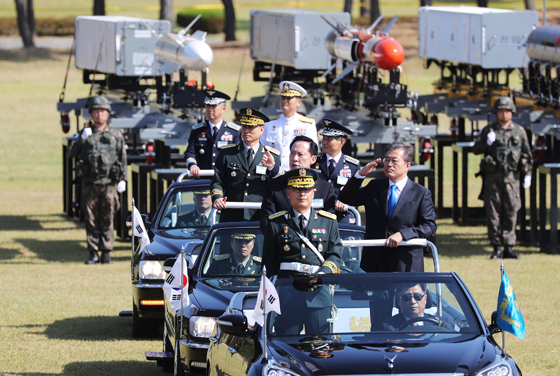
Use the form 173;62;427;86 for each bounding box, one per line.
488;310;502;335
217;313;249;337
126;214;151;229
163;256;192;274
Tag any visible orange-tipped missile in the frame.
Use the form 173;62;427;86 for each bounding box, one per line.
363;36;404;71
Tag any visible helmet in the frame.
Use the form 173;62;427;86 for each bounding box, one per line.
493;96;516;113
88;96;111;113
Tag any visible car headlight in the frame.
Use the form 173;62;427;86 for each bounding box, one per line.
190;316;217;338
139;260;165;279
263;360;299;376
478;360;512;376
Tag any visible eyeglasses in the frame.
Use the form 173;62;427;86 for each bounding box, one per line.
383;157;404;165
399;292;426;302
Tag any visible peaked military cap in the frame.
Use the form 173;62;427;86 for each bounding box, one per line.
205;89;231;105
231;233;256;241
283;168;317;189
194;189;211;195
320;118;353;138
239;108;270;127
279;81;307;97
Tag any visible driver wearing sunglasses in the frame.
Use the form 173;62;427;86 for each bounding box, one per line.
382;283;452;331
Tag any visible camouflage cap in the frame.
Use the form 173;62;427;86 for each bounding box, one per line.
88;96;111;113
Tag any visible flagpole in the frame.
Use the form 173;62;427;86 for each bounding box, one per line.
131;197;136;254
262;266;268;361
500;261;506;358
179;245;185;343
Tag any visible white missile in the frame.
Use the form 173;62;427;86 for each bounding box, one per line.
155;30;214;74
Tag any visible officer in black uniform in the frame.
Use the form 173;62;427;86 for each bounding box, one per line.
176;189;212;227
262;168;342;335
207;234;262;275
211;108;281;222
185;90;241;176
315;119;361;223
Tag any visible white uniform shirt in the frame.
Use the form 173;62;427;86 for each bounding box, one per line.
261;113;318;168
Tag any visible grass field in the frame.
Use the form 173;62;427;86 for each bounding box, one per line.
1;2;560;376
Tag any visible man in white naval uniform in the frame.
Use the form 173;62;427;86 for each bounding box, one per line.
261;81;318;169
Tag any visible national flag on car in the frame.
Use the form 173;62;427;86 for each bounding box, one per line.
252;275;281;326
132;205;151;254
497;270;525;339
163;256;189;311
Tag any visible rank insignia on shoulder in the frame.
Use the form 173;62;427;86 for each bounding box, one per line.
343;155;360;166
269;115;280;120
220;143;238;149
299;116;315;124
264;145;280;155
252;256;262;262
269;210;288;219
211;189;223;197
226;122;241;131
318;210;337;220
214;254;230;260
192;123;205;130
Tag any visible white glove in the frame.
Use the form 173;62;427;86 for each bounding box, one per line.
117;180;126;193
523;175;531;189
487;131;496;145
81;127;92;140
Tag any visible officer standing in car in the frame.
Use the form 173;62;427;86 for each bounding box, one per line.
473;96;533;260
185;90;241;177
68;96;127;265
315;119;360;222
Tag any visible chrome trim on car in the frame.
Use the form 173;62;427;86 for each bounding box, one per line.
180;339;210;350
134;282;164;288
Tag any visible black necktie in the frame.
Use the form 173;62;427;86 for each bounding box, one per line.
328;159;335;176
299;215;306;233
237;263;245;274
213;126;218;142
200;215;207;226
247;148;254;167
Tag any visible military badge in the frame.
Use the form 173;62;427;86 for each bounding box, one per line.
284;245;290;251
231;171;237;177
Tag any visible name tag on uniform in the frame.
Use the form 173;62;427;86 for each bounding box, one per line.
199;137;207;141
217;141;228;148
312;198;324;209
256;164;267;175
337;176;349;185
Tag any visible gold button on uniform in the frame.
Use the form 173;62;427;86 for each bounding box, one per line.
302;255;306;259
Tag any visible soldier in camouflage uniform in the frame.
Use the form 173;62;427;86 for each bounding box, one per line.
68;96;127;264
473;97;533;259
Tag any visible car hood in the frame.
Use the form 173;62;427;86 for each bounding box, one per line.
270;335;498;375
143;231;205;259
191;278;260;315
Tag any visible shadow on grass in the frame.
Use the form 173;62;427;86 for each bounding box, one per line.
14;238;87;263
0;214;82;231
44;315;132;340
5;360;156;376
0;248;20;261
0;47;67;62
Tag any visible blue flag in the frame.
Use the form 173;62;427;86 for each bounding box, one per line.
497;271;525;339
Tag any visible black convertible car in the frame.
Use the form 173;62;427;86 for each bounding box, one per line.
146;221;366;374
129;179;213;337
208;271;521;376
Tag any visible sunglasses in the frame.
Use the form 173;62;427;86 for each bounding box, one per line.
399;292;426;302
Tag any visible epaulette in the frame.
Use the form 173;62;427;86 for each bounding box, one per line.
344;155;360;166
269;210;288;220
252;256;262;262
214;254;230;260
317;152;324;158
225;122;241;131
264;145;280;155
211;189;223;197
220;143;238;149
318;210;337;220
192;123;205;130
299;116;315;124
269;115;280;120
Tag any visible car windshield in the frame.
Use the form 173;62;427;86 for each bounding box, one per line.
266;273;482;341
158;186;213;230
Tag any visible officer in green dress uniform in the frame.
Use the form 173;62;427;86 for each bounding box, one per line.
176;189;212;227
207;234;262;275
211;108;281;222
263;168;343;335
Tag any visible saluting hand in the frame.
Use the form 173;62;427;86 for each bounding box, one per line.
358;158;381;177
261;150;275;169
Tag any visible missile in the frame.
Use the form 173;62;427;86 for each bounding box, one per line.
323;15;405;83
155;31;214;74
526;24;560;65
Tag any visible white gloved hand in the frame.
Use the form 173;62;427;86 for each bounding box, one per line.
117;180;126;193
487;131;496;145
523;175;531;189
81;127;92;140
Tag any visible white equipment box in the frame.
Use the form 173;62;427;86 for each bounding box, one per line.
251;9;351;70
75;16;171;76
418;6;538;69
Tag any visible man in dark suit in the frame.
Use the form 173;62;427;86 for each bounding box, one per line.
185;90;241;176
382;283;452;331
207;233;262;275
315;119;361;223
338;142;437;272
259;136;336;233
211;108;281;222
